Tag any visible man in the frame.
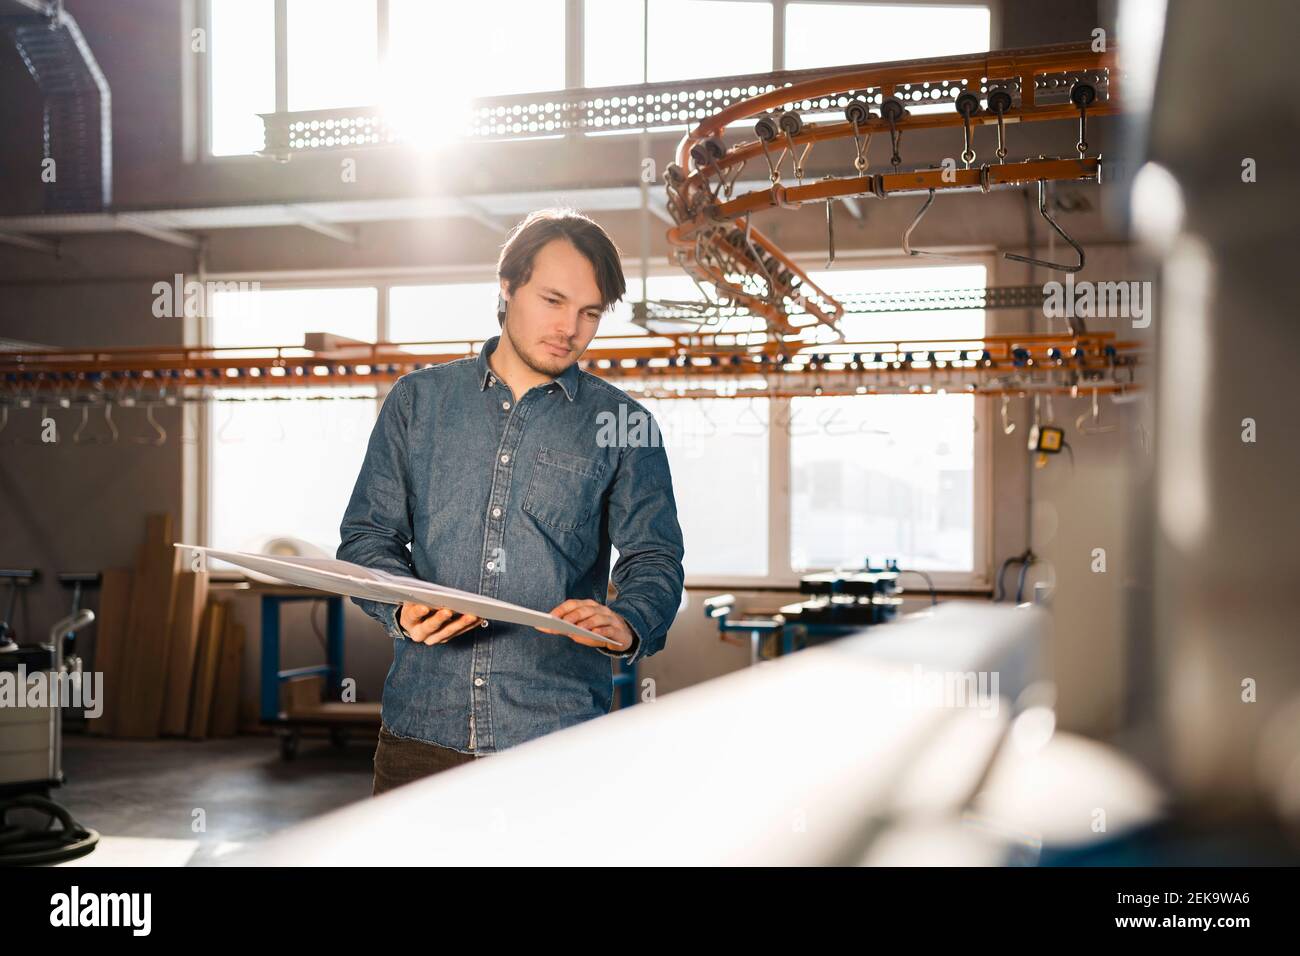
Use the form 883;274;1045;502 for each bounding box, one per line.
338;207;686;796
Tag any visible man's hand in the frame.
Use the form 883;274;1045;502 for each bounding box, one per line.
398;602;482;645
536;599;634;652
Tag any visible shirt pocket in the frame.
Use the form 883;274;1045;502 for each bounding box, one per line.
522;445;607;532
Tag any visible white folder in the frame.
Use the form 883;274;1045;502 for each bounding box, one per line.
173;544;618;645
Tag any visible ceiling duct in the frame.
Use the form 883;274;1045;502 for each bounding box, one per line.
2;0;111;211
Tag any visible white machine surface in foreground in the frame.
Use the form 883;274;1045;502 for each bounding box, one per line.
173;544;614;645
228;603;1164;866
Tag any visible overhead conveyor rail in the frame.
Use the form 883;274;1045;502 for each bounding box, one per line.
665;42;1121;338
0;331;1140;410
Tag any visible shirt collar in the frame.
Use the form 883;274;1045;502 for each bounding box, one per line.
477;334;580;402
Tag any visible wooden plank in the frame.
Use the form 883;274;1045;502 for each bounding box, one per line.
86;567;132;737
187;599;226;741
209;616;244;737
284;674;324;715
115;513;179;738
160;569;209;736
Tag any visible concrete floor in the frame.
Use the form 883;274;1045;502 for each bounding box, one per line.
51;729;376;865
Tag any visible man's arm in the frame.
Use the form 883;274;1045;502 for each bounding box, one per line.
599;425;686;664
337;375;416;642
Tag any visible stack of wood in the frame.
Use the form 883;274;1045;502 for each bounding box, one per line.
87;513;244;739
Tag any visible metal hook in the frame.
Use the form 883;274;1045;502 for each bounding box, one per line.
819;405;858;436
1001;394;1017;435
1075;388;1117;434
134;403;167;446
902;189;963;261
217;401;244;443
1004;179;1085;274
733;396;767;438
825;197;835;268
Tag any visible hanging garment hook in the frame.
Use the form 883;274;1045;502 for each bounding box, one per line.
733;396;767;438
1075;388;1117;434
1004;179;1085;274
1001;394;1017;435
103;402;119;443
845;98;874;176
73;404;91;444
825;196;836;268
987;87;1012;164
134;403;167;446
881;97;906;171
903;189;964;261
217;401;244;443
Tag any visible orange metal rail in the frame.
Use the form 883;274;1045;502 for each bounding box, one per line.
666;42;1120;340
0;331;1139;400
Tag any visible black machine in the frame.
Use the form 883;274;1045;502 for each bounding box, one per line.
0;569;101;864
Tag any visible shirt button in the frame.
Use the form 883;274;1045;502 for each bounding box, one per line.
500;454;509;463
479;619;489;628
491;507;501;518
502;400;511;410
486;560;495;570
474;677;485;687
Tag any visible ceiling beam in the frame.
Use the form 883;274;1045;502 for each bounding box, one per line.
0;231;59;256
282;206;358;244
114;214;200;249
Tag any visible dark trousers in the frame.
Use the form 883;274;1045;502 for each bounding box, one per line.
372;723;484;796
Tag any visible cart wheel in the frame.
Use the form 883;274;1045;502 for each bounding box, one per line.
329;727;348;749
279;730;299;761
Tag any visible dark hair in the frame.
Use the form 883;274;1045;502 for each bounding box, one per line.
496;207;626;326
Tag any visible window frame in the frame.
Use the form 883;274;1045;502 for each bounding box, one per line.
195;0;1000;158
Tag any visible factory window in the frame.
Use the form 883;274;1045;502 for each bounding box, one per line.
205;0;566;155
286;0;381;113
784;2;991;70
585;0;774;89
789;263;987;577
388;282;504;347
208;0;277;156
206;286;380;560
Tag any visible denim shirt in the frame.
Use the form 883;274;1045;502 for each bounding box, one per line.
337;335;685;753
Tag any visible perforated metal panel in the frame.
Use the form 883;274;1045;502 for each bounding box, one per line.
259;46;1111;157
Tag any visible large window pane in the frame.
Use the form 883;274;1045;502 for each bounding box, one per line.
640;397;769;578
587;0;773;88
384;0;565;142
209;0;276;155
790;394;975;572
287;0;380;112
790;263;985;573
785;3;991;70
209;287;379;557
388;283;503;346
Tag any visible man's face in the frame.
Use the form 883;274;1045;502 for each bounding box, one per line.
500;238;606;377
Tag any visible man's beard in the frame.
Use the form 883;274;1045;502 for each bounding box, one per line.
517;337;572;377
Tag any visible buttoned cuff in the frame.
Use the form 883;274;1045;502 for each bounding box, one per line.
389;603;409;641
